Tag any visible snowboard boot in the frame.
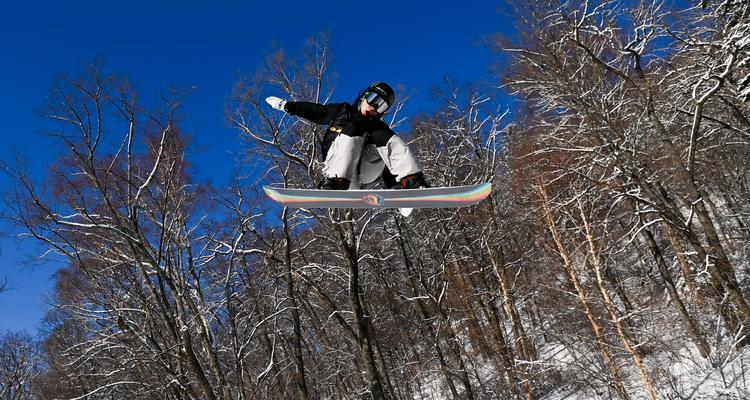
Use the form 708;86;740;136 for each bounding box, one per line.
318;177;350;190
399;172;429;189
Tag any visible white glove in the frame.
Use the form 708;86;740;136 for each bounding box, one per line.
265;96;287;111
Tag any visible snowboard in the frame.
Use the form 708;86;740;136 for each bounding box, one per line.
264;182;491;212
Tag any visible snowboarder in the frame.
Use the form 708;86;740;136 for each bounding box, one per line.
265;82;429;190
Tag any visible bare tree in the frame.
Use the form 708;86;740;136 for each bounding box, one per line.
10;64;261;400
0;332;40;400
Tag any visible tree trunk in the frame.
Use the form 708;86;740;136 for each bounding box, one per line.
396;219;464;399
539;185;631;400
479;292;519;385
642;226;710;358
661;221;698;295
282;207;309;399
578;199;658;399
338;213;385;399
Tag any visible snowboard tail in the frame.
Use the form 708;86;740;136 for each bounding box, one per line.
264;182;491;209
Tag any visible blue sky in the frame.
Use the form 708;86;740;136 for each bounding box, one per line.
0;1;511;334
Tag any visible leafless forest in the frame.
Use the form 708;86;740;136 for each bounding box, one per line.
2;1;749;399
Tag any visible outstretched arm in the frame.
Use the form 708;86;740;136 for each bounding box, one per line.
265;96;346;125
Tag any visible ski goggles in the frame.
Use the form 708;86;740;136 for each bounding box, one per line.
364;91;390;114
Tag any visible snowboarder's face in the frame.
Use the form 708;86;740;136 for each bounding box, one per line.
360;97;380;117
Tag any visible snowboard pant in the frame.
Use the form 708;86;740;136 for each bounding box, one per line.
322;134;422;189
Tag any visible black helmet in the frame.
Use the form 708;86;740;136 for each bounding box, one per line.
361;82;395;114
